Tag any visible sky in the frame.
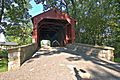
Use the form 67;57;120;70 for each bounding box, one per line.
29;0;43;17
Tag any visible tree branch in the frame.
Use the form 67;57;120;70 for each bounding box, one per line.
64;0;69;14
0;0;4;23
70;0;77;18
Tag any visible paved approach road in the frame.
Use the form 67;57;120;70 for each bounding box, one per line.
0;47;120;80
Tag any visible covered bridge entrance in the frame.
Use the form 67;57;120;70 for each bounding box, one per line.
32;9;76;48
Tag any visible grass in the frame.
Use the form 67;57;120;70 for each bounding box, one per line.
114;58;120;63
0;49;8;72
0;58;8;72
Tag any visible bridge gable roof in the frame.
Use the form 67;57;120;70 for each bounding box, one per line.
31;9;76;25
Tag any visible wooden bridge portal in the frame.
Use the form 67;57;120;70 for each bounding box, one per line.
32;9;76;48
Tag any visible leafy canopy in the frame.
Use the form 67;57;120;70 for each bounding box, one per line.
0;0;32;45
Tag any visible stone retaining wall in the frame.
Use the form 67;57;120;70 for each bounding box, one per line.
66;43;114;61
7;43;37;71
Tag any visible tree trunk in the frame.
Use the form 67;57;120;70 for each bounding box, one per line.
70;0;77;18
0;0;4;23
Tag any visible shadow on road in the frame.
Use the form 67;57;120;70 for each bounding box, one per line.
31;47;120;74
64;47;120;72
73;67;82;80
63;47;120;79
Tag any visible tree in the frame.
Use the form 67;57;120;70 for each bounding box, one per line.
109;0;120;54
0;0;32;45
5;22;32;45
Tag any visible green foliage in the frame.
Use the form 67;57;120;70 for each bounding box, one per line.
0;0;32;45
0;49;8;58
5;22;32;45
65;0;120;55
114;58;120;63
0;50;8;72
0;58;8;72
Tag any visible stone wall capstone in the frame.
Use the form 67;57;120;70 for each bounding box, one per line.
66;43;114;61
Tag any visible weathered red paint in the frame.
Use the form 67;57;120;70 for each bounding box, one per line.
32;9;76;47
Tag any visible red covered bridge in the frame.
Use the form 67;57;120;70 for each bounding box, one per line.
32;9;76;48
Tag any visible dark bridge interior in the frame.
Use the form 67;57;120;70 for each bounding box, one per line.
38;19;68;47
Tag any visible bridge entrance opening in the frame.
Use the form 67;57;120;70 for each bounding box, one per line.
38;19;68;47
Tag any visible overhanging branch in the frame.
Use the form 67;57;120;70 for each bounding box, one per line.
0;0;4;23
